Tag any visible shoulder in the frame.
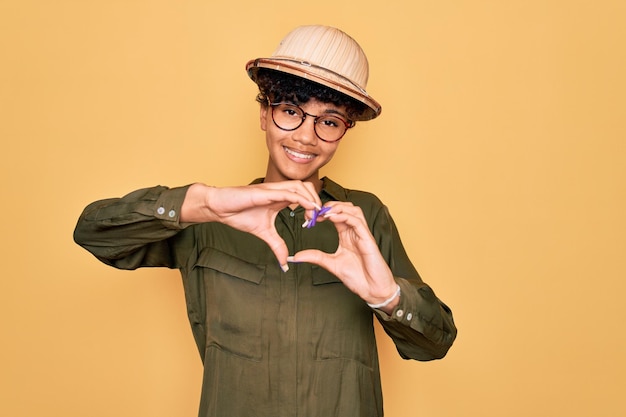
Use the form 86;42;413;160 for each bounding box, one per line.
322;177;386;214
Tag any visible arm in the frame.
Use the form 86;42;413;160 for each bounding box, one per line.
74;181;323;270
291;200;457;361
371;205;457;360
73;185;192;270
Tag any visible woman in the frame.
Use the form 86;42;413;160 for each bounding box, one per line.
74;25;456;417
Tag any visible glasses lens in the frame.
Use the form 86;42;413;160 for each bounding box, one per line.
272;103;304;130
271;103;350;142
315;115;347;142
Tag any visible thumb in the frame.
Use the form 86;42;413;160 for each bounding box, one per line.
289;249;332;270
263;235;290;272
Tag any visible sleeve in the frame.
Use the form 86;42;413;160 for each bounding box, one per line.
73;185;194;270
371;205;457;361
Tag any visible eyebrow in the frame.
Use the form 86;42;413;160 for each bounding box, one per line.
323;108;349;120
283;100;350;121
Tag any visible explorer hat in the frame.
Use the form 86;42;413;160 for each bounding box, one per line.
246;25;381;121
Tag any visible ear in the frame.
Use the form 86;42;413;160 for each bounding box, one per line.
260;104;268;131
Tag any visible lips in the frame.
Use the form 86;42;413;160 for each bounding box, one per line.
284;146;316;161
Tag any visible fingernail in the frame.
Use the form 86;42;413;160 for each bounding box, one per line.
280;264;289;272
287;256;296;263
312;202;322;211
302;219;310;228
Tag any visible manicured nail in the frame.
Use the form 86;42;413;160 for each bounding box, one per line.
302;219;310;228
287;256;296;263
280;264;289;272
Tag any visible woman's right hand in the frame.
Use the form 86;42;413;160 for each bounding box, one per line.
180;181;321;270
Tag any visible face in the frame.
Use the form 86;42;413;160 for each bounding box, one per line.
260;98;349;189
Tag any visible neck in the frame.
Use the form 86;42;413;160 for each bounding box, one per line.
263;167;323;193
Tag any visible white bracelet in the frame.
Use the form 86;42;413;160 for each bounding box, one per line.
367;284;401;309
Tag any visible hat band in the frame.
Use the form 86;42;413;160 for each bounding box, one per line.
253;57;369;97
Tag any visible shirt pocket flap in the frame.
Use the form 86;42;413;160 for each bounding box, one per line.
195;248;265;285
311;265;342;285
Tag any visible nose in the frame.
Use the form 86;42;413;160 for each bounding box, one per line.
291;115;318;145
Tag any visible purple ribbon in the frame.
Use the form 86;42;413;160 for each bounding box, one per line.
307;206;332;228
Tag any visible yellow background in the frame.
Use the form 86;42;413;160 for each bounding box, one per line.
1;1;625;416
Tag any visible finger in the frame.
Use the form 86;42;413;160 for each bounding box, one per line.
319;210;379;251
301;181;323;208
261;188;321;212
290;249;334;271
323;211;367;229
261;233;290;272
309;203;367;230
257;181;322;209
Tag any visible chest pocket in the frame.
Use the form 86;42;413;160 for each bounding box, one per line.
192;248;266;361
309;265;376;367
311;265;342;285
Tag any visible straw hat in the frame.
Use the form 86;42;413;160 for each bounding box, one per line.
246;25;381;121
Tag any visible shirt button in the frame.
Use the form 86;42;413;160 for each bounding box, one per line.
157;207;165;215
290;211;295;217
406;313;413;321
168;210;176;218
396;309;404;318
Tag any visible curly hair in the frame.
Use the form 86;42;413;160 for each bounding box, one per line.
254;69;368;122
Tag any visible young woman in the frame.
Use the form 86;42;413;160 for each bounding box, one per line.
74;25;456;417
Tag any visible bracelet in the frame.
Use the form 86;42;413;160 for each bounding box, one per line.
367;284;401;309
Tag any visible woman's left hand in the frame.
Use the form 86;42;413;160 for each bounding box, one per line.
289;202;400;312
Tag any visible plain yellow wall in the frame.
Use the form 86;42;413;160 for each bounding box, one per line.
1;1;625;416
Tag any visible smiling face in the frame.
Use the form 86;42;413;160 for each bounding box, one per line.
260;99;348;190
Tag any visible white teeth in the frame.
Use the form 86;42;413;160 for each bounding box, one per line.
285;147;314;159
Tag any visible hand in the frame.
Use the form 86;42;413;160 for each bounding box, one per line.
181;181;321;268
289;202;400;312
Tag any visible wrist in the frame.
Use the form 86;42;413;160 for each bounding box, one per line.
367;284;401;309
181;183;217;223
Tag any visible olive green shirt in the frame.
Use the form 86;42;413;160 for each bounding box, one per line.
74;177;456;417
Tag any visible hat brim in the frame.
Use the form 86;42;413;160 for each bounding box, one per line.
246;58;381;121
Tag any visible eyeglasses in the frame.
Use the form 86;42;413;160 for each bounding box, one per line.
269;102;354;143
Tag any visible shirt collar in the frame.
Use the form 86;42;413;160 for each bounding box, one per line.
320;177;347;201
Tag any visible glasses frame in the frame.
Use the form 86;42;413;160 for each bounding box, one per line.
269;101;354;143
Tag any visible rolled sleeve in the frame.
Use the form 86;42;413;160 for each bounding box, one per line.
151;186;189;228
374;277;457;360
74;185;194;269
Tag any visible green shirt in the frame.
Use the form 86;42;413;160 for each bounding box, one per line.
74;177;456;417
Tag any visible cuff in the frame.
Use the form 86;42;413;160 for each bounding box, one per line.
373;278;426;328
153;185;191;229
